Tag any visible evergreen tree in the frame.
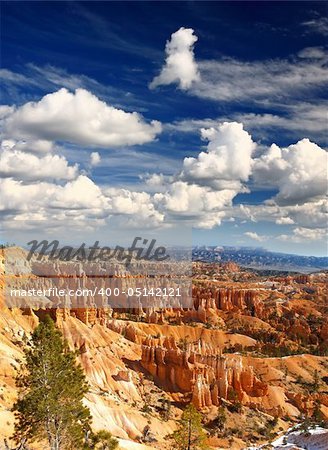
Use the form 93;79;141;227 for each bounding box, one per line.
312;400;324;425
13;316;92;450
87;430;118;450
312;369;320;392
215;406;227;432
172;404;208;450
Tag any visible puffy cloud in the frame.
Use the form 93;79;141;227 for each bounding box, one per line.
150;122;255;228
278;200;327;229
239;204;257;222
90;151;101;166
278;227;326;243
244;232;267;242
155;181;235;213
181;122;255;189
0;173;165;229
1;107;326;239
293;227;326;240
154;181;235;228
150;27;200;90
275;217;295;225
144;173;167;191
49;175;108;210
0;105;15;119
234;198;327;230
0;178;54;212
3;139;56;154
0;141;78;181
298;47;327;59
105;188;164;226
0;175;108;214
0;88;166;229
4;88;162;147
253;138;327;205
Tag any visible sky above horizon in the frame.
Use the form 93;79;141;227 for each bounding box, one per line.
0;1;327;256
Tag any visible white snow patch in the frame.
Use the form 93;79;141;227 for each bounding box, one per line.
247;425;328;450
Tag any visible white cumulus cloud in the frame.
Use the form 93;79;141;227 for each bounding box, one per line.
278;227;326;243
150;27;200;90
4;88;162;147
244;231;267;242
0;140;78;181
298;46;327;59
90;151;101;166
253;138;328;205
105;187;164;226
151;122;255;228
181;122;255;190
275;217;295;225
0;178;54;212
49;175;108;210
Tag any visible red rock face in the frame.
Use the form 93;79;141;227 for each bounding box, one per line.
140;336;268;409
294;274;311;284
222;262;240;273
142;286;265;326
32;306;112;327
320;322;328;341
192;285;263;316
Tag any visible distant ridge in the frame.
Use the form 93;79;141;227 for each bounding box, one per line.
192;246;328;273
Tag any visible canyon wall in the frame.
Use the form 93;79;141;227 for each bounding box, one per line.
141;336;268;409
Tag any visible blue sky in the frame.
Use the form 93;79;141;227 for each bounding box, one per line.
0;1;327;255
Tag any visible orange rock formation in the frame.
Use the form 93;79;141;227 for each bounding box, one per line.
141;336;268;409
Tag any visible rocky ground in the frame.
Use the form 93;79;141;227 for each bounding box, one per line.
0;248;327;449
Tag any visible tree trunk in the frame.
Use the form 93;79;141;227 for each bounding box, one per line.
187;417;191;450
51;439;60;450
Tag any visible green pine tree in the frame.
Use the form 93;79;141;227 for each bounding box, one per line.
87;430;118;450
172;404;209;450
13;316;92;450
215;406;226;432
312;400;324;425
312;369;320;392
